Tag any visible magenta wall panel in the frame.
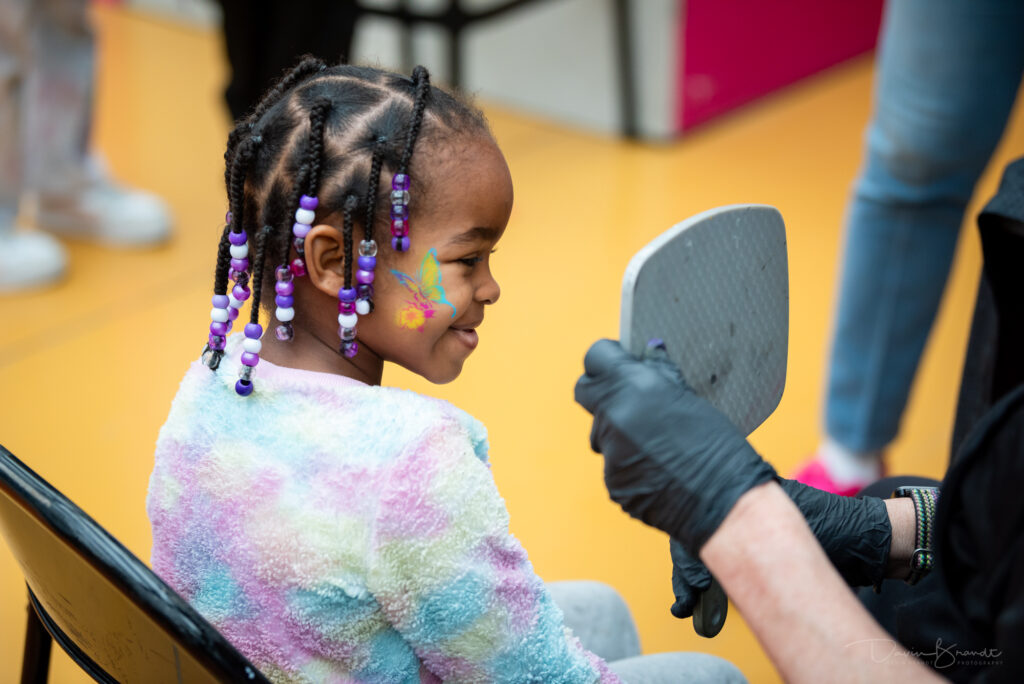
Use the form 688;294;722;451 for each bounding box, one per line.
678;0;884;130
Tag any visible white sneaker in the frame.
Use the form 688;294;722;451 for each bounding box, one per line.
0;226;67;292
31;179;172;247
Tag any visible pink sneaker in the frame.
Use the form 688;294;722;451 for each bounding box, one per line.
791;457;874;497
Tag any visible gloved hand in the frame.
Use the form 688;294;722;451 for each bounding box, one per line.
670;537;712;618
667;478;893;618
574;339;776;552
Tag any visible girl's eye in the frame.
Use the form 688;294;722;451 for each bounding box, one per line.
458;256;483;267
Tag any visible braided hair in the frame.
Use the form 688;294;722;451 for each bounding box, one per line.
200;61;490;395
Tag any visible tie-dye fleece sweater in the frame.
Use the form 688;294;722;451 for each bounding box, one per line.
147;339;620;684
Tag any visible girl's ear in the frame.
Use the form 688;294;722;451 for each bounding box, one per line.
304;223;348;298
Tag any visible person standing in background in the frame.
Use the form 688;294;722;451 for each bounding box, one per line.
216;0;360;121
794;0;1024;494
0;0;172;292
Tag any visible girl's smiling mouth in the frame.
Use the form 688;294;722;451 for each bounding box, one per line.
449;323;480;350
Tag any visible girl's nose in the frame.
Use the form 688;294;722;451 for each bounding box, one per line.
479;273;500;305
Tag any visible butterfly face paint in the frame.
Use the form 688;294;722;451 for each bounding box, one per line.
391;248;456;331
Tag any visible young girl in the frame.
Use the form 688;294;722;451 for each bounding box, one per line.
146;60;622;683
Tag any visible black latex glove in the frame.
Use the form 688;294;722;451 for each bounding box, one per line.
667;478;893;618
775;477;892;586
670;537;712;618
574;339;777;552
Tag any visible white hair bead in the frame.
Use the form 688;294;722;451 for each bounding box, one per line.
276;306;295;322
243;337;263;354
355;299;371;315
210;307;229;322
228;294;243;309
295;208;316;225
229;243;249;259
338;312;358;329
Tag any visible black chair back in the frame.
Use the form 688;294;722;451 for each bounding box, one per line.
0;444;269;683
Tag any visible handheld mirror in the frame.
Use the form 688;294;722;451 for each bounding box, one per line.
620;204;789;637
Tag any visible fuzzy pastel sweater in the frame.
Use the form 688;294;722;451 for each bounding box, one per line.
147;338;619;683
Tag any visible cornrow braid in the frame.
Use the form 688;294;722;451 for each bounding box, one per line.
389;66;430;253
224;57;327;191
235;225;272;397
202;134;261;371
338;194;361;358
250;57;327;130
212;222;233;296
228;135;261;239
398;66;430;173
270;99;334;344
354;138;386;318
364;138;386;242
201;222;235;371
342;194;357;291
305;99;333;196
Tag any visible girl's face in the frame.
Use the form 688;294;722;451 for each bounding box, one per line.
349;138;513;383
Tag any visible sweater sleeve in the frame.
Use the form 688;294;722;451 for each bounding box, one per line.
366;416;620;684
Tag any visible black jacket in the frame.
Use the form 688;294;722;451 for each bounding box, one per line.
896;159;1024;682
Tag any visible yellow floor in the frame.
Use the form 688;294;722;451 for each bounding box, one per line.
2;7;1023;682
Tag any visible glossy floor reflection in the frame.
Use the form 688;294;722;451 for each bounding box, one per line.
2;7;1022;683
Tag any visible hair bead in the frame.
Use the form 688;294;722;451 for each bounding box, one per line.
391;173;410;191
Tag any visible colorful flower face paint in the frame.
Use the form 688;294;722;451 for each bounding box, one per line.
391;248;456;331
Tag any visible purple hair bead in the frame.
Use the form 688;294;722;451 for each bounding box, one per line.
230;257;250;273
358;256;377;271
356;269;375;285
225;211;233;224
208;334;226;351
392;236;410;252
275;294;294;308
338;301;355;314
228;230;247;246
338;287;357;302
392;173;410;191
299;195;319;210
227;307;239;322
210;321;229;336
275;280;294;296
357;284;374;298
241;352;260;367
390;203;409;220
244;323;263;339
232;284;251;301
275;265;293;282
293;223;311;239
235;379;254;396
212;294;229;308
343;341;359;358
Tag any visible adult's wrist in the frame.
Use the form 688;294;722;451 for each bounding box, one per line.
883;497;916;579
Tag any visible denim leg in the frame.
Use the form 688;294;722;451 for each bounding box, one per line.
22;0;93;196
0;0;30;223
826;0;1024;453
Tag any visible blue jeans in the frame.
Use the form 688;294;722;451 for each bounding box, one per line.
0;0;94;226
826;0;1024;453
